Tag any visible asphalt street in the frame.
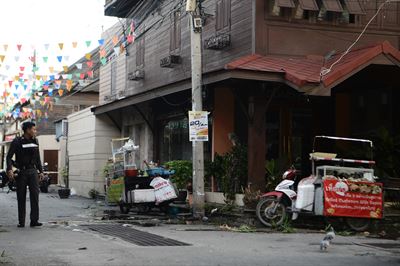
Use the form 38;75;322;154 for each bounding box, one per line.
0;189;399;266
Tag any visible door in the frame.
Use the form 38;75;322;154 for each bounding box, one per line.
43;150;58;184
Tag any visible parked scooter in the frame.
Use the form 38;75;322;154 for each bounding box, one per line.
0;169;17;192
39;162;51;193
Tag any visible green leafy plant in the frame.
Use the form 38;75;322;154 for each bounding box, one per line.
88;189;100;199
370;128;400;179
265;157;289;192
60;167;69;188
242;186;261;209
102;161;113;177
164;160;192;190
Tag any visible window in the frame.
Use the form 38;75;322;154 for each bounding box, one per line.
111;61;117;95
170;10;181;52
216;0;231;31
136;36;145;67
159;117;192;162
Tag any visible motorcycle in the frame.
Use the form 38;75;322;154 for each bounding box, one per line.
256;136;379;232
0;169;17;192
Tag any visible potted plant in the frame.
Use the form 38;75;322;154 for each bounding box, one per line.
58;167;71;199
164;160;192;202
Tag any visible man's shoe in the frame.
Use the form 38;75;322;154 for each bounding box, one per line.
30;222;43;227
17;224;25;228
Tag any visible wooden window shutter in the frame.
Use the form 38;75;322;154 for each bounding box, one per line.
175;11;181;49
216;1;223;31
223;0;231;28
322;0;343;12
343;0;365;14
277;0;295;8
170;15;175;51
298;0;319;10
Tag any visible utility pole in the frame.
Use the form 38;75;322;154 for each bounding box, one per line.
187;0;205;217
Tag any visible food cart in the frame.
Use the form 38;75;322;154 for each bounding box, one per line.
257;136;383;231
106;138;177;214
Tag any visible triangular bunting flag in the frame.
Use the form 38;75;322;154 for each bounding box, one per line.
0;55;5;63
112;36;119;45
80;73;85;79
3;44;8;51
33;66;39;72
85;53;91;60
100;49;106;57
114;47;120;55
87;71;93;78
8;80;13;87
100;58;107;66
127;34;134;43
85;40;91;47
86;61;93;68
49;75;55;80
57;56;62;63
44;43;50;50
23;84;28;90
63;66;68;72
15;85;19;90
14;56;20;62
64;56;69;61
58;43;64;50
19;66;25;72
76;63;82;70
43;57;48;63
58;89;64;96
17;44;22;51
49;67;54;73
75;73;81;78
62;74;68;79
55;74;60;80
98;39;105;46
19;73;24;78
5;65;10;70
72;42;78;48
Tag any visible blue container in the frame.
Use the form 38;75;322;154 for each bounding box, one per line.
145;168;175;177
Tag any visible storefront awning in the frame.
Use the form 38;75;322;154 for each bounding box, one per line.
225;41;400;96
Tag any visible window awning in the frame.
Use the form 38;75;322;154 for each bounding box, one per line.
277;0;296;8
344;0;365;14
322;0;344;12
298;0;319;10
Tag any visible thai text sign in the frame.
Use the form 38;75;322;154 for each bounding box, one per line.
323;179;383;219
188;111;209;141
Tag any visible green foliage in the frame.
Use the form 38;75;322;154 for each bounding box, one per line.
370;128;400;179
208;141;248;203
102;162;113;177
265;157;289;192
164;160;192;189
61;167;69;188
242;186;261;209
88;189;100;199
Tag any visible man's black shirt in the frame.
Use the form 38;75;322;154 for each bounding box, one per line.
6;137;43;173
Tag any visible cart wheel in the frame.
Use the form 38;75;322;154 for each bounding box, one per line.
346;218;370;232
137;205;151;213
119;203;130;214
256;196;287;227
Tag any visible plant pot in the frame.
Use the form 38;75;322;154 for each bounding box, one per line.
176;190;188;202
58;188;71;199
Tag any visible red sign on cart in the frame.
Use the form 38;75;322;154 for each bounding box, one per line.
323;179;383;219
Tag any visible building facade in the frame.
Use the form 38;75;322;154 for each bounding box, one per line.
93;0;400;193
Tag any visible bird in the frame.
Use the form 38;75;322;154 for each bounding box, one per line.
320;226;335;251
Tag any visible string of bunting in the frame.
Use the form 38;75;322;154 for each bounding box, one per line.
0;21;136;119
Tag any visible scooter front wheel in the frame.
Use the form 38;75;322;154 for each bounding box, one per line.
256;196;287;227
346;217;370;232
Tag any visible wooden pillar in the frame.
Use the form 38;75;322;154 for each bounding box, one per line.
212;87;234;191
335;93;350;137
247;95;266;192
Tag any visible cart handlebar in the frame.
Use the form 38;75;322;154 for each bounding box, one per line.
310;155;375;165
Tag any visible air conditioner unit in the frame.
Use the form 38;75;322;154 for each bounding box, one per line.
128;70;145;81
117;90;126;99
160;55;182;68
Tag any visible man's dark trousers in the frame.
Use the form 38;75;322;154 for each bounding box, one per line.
16;169;39;225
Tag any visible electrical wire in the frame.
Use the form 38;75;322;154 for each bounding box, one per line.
320;0;400;77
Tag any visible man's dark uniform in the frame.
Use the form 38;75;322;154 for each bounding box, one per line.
6;136;43;226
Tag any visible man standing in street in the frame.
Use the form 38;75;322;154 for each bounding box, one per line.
6;121;44;228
